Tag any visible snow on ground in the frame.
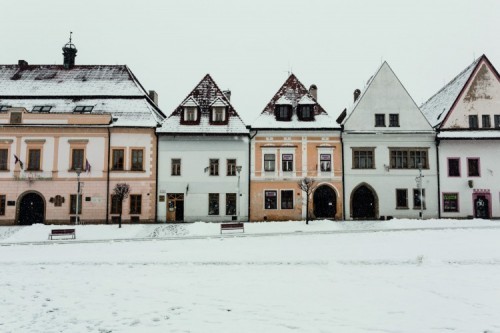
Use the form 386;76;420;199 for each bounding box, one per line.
1;220;500;332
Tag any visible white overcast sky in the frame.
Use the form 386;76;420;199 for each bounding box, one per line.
2;0;499;122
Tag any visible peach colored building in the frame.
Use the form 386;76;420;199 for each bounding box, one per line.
0;40;163;225
250;74;343;221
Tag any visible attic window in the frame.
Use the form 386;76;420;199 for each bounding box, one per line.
10;112;22;124
0;105;11;112
184;107;197;122
32;106;52;112
212;106;226;123
275;105;292;121
74;106;94;113
298;105;314;121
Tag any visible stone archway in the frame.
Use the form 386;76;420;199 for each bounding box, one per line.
351;184;377;219
17;191;45;225
313;185;337;219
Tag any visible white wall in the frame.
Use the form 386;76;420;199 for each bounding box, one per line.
157;135;249;222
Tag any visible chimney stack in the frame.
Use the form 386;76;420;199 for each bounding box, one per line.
354;89;361;102
148;90;159;105
223;90;231;101
18;60;29;69
309;84;318;100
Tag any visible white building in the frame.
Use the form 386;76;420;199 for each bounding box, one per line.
156;74;249;222
338;62;438;220
421;55;500;219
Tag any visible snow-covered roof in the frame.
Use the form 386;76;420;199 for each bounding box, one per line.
0;64;164;127
438;130;500;139
251;73;337;129
157;74;248;134
420;57;482;128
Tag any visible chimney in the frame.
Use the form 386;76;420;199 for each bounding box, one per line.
223;90;231;101
354;89;361;102
148;90;159;105
18;60;29;69
309;84;318;100
62;33;77;69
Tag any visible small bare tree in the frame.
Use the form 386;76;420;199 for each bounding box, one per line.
113;183;130;228
298;177;315;225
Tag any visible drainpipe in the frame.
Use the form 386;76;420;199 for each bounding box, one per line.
436;135;441;218
105;127;111;224
340;126;346;220
154;128;160;223
248;128;258;222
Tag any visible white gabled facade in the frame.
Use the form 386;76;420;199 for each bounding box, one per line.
340;62;438;220
421;55;500;219
156;74;249;222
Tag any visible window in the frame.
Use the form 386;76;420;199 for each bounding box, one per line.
0;195;5;215
227;159;236;176
27;149;41;171
70;194;82;214
467;158;480;177
413;189;426;209
276;105;291;121
10;112;22;124
226;193;236;215
131;149;143;171
396;189;408;209
353;149;374;169
281;190;293;209
390;148;428;169
265;190;277;209
171;159;181;176
448;158;460;177
74;106;94;113
282;154;293;172
389;114;399;127
482;115;491;128
209;159;219;176
320;154;332;172
208;193;219;215
264;154;275;171
110;195;122;214
495;115;500;128
298;105;313;120
0;149;8;170
469;115;479;129
32;106;52;112
375;114;385;127
212;107;225;122
71;148;84;171
184;107;197;121
112;149;124;170
130;195;142;214
443;193;459;212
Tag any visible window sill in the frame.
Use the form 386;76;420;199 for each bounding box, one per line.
0;169;10;172
395;207;409;210
26;169;43;172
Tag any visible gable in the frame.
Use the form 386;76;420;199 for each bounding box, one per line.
343;62;432;132
441;59;500;130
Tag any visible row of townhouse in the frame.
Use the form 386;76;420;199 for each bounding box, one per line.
0;40;499;225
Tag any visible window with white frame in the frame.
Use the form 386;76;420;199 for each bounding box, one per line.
212;106;225;122
320;154;332;172
184;107;197;121
281;190;293;209
264;153;275;172
282;154;293;172
265;190;277;209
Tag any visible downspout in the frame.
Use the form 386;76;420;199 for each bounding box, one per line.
436;134;441;218
340;125;346;220
154;127;160;223
248;128;258;222
105;126;111;224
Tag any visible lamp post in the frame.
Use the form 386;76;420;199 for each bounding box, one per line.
236;165;242;221
75;168;82;225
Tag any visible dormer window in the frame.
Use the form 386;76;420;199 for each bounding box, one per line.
184;107;197;122
74;106;94;113
298;105;314;121
0;105;11;112
32;106;52;112
275;105;292;121
212;106;226;123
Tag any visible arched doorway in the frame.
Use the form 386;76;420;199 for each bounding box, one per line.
351;184;377;219
18;192;45;225
313;185;336;218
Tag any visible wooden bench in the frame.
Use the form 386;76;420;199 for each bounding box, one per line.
49;229;76;240
220;222;244;234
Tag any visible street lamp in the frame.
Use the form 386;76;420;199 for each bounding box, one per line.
236;165;242;221
75;168;82;225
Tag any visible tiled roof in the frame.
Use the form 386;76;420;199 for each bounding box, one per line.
157;74;248;134
420;57;482;128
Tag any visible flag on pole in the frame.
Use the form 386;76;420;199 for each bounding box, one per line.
14;154;24;170
85;159;91;173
